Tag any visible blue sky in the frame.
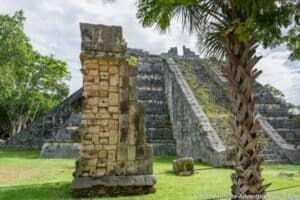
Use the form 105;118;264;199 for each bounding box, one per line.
1;0;300;104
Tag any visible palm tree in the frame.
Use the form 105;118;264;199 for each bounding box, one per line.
137;0;298;199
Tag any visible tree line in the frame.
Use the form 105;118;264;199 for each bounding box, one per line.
0;11;70;139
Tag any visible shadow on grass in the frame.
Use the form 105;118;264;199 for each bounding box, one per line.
0;149;40;159
0;182;72;200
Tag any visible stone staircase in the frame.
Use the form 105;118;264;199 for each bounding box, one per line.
255;85;300;147
7;88;83;149
255;84;299;163
136;54;175;155
8;46;299;165
65;111;81;143
278;129;300;146
259;136;289;164
40;109;82;158
176;56;291;164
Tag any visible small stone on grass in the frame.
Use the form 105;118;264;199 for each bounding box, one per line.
172;157;194;176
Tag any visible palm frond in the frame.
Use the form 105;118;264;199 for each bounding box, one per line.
137;0;225;33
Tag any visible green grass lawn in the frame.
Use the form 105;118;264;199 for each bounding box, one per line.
0;149;300;200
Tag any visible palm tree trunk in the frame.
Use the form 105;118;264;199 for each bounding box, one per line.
225;38;269;200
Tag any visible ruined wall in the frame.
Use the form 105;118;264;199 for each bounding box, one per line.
163;57;229;167
135;51;175;155
180;51;300;164
71;24;155;197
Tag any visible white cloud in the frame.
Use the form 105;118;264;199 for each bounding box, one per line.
257;46;300;104
1;0;299;104
0;0;197;93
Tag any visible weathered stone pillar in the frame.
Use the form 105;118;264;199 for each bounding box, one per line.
71;23;156;197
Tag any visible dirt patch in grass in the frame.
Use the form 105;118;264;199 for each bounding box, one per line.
0;166;43;187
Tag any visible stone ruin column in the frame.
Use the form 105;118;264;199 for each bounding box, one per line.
71;23;156;197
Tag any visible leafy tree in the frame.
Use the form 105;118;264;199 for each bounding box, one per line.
0;11;70;139
137;0;299;199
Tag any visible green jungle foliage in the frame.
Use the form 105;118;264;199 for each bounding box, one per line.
0;11;70;139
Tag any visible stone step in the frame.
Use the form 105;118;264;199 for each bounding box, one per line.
256;103;289;117
260;142;288;160
255;93;283;104
139;100;165;104
138;80;163;87
127;48;149;57
40;142;80;158
146;128;173;141
147;139;175;143
151;143;176;155
67;112;81;126
143;102;169;114
145;114;171;128
138;86;164;92
66;126;80;135
137;75;163;87
260;136;284;159
138;62;163;75
66;126;80;131
261;148;280;155
138;74;162;80
138;89;165;101
276;129;300;144
261;148;277;154
265;116;290;129
138;72;163;77
259;153;281;161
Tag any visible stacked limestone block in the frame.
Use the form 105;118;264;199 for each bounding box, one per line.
71;23;156;197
